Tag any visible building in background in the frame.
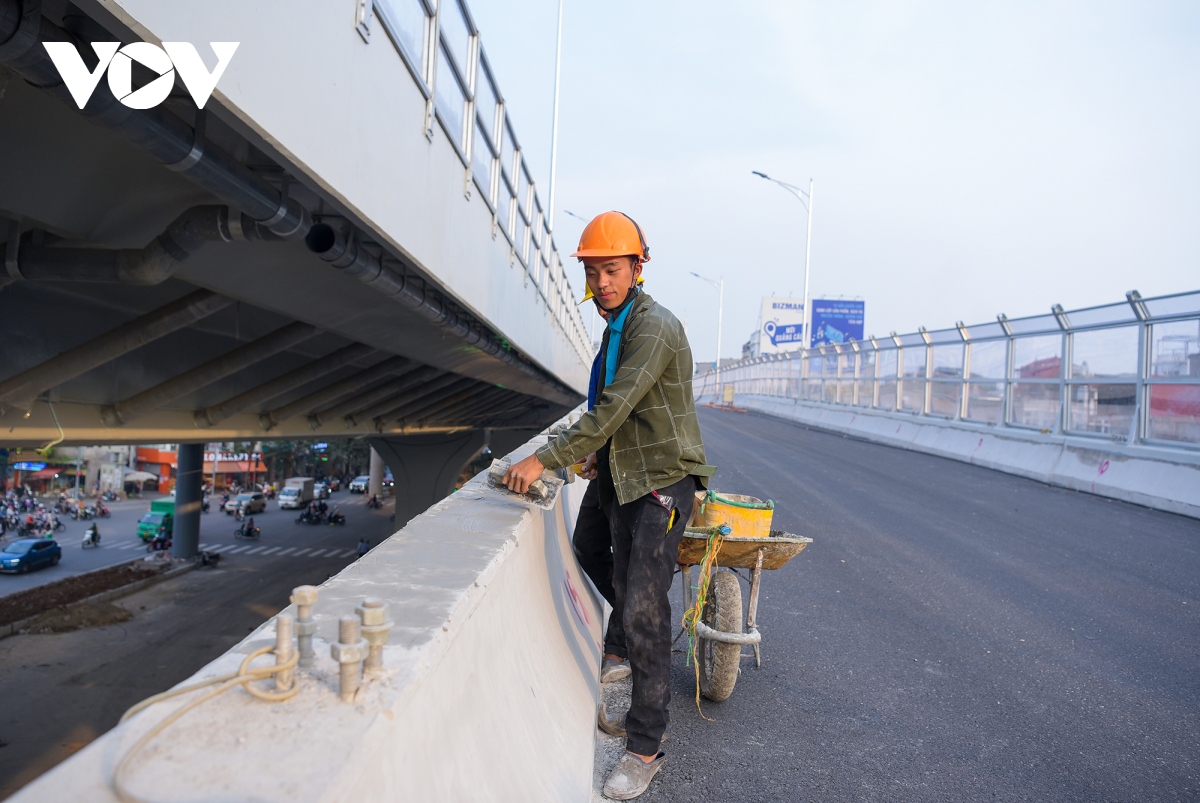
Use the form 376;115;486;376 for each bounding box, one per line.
137;446;178;493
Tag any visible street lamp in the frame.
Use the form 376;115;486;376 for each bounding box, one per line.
546;0;564;233
690;271;724;392
752;171;814;349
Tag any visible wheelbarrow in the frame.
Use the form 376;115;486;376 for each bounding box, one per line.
677;527;811;702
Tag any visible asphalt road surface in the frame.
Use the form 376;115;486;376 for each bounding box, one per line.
0;497;398;799
636;407;1200;803
0;493;365;596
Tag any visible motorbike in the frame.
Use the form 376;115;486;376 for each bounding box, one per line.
52;519;65;532
95;502;110;518
201;498;210;514
82;526;101;549
295;510;324;526
327;509;346;526
101;491;119;502
198;550;222;568
234;506;245;522
234;524;261;540
146;533;172;552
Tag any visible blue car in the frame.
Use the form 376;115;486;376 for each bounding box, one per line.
0;538;62;573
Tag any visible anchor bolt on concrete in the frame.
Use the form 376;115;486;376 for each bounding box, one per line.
291;585;319;668
275;614;295;692
331;615;368;701
355;597;394;673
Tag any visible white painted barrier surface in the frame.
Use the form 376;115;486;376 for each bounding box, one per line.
11;426;603;802
700;394;1200;520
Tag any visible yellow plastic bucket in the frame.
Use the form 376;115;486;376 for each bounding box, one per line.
695;491;774;538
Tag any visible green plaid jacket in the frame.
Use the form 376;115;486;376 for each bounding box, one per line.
536;292;715;505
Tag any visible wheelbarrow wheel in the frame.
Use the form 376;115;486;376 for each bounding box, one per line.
699;568;742;702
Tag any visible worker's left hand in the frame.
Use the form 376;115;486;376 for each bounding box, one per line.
503;453;546;495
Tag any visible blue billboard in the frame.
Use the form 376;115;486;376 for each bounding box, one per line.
811;300;865;347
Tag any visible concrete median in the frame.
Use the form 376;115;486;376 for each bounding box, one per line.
701;394;1200;520
10;420;603;802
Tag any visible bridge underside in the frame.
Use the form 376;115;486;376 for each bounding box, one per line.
0;2;583;448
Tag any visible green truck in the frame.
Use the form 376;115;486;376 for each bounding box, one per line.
137;499;175;542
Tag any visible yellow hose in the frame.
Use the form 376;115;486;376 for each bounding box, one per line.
112;645;300;803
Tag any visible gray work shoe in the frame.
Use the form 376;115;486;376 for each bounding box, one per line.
597;704;669;743
603;751;666;800
601;657;631;683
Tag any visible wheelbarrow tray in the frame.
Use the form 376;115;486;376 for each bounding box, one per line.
679;528;811;570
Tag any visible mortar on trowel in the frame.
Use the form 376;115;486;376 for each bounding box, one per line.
486;459;565;510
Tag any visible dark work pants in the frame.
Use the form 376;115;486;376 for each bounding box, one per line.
572;480;626;657
608;474;697;757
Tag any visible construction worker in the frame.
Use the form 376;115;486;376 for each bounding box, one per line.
504;211;713;800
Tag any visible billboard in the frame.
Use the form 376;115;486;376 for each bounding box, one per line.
811;299;865;347
759;297;806;354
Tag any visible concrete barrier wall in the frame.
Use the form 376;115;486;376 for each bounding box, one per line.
11;422;603;802
700;394;1200;520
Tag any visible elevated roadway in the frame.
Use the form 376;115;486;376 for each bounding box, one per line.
0;0;589;449
6;410;1196;800
629;407;1200;802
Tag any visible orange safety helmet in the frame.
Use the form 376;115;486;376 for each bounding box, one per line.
570;211;650;263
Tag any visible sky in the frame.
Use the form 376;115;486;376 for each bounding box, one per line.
469;0;1200;361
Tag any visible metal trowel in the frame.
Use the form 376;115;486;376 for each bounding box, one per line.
486;459;565;510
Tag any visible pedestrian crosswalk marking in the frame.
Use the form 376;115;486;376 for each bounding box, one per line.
100;541;354;558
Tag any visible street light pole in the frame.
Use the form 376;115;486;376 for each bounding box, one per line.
690;271;724;394
752;171;814;349
546;0;564;233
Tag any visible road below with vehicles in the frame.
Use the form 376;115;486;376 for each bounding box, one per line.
628;407;1200;803
0;498;400;799
0;492;369;597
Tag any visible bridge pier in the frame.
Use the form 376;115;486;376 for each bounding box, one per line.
369;431;492;526
367;446;384;501
172;443;203;558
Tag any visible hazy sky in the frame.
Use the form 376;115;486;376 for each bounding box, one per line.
470;1;1199;361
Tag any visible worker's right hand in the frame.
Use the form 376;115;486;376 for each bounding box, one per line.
580;452;598;480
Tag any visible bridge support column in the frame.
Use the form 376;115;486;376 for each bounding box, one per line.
368;431;488;526
172;443;203;559
368;447;384;500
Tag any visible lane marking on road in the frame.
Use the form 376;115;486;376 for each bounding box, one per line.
292;548;313;556
243;546;268;555
224;545;252;554
259;547;281;555
276;547;298;556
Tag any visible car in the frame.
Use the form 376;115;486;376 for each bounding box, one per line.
224;492;267;515
348;475;369;494
0;538;62;573
313;481;330;500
